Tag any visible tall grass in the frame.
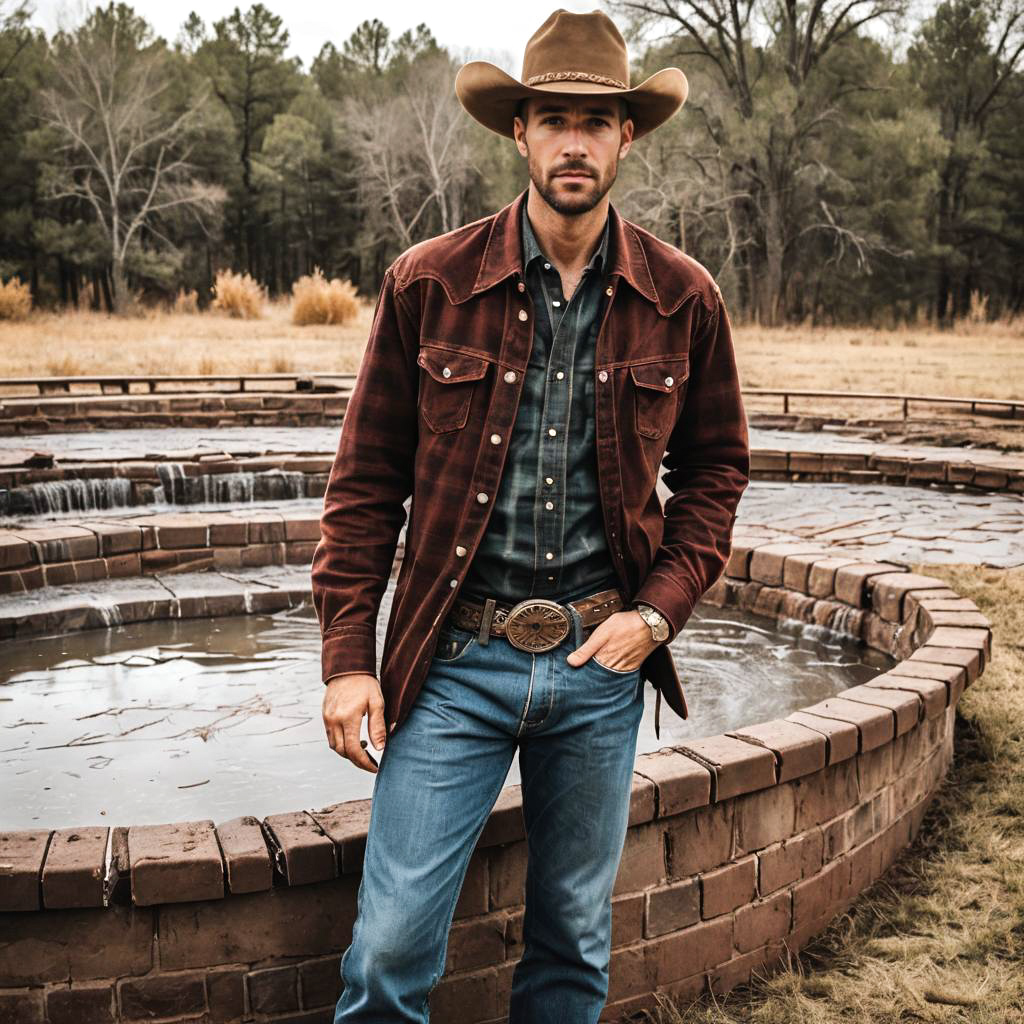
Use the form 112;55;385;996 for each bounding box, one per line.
291;267;360;326
210;268;266;319
0;276;32;320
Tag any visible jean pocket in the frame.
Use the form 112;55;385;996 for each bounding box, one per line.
432;623;478;663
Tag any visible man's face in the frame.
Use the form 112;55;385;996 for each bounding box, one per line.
513;96;634;216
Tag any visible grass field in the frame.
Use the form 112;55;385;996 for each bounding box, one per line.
640;565;1024;1024
0;305;1021;401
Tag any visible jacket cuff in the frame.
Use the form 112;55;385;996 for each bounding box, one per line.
321;626;377;685
632;571;701;646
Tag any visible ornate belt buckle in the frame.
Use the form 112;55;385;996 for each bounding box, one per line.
503;598;572;653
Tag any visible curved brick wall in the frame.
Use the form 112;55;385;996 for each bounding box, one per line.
0;542;991;1023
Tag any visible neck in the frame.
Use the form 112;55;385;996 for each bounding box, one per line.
525;185;609;271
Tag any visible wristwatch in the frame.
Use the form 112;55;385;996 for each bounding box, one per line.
634;603;670;643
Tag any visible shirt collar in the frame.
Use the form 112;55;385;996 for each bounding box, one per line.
520;201;610;277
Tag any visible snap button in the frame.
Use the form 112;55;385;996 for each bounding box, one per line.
476;492;489;503
490;433;501;444
442;366;452;378
598;370;608;382
449;579;458;587
544;262;551;270
547;427;556;436
504;370;517;383
545;501;554;510
545;552;554;560
556;370;564;380
518;309;528;321
665;376;674;386
552;300;561;307
545;476;553;484
455;545;467;557
605;286;613;296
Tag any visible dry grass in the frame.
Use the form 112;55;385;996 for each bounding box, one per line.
0;276;32;320
291;268;360;326
210;268;266;319
627;564;1024;1024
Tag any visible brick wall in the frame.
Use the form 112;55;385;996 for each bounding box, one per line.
0;545;990;1022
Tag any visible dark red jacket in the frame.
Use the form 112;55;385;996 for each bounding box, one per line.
311;189;750;737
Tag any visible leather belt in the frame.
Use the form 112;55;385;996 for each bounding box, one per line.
449;587;625;653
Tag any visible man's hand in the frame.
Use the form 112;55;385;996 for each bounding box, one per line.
322;673;389;773
566;610;660;672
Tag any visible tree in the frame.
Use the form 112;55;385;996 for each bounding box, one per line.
37;3;224;311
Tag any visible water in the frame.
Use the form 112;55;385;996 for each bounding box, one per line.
0;600;892;829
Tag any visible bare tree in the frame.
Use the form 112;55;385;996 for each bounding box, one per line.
343;54;476;252
38;5;224;311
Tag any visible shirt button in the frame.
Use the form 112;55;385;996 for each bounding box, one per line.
598;370;608;382
455;545;467;556
442;366;452;378
548;575;555;581
665;376;674;386
518;309;528;321
545;476;553;484
545;552;554;560
476;492;489;503
547;427;556;436
517;281;525;292
545;501;554;510
450;579;458;587
504;370;517;383
490;433;501;444
605;286;613;297
544;262;551;270
556;370;564;380
552;300;561;307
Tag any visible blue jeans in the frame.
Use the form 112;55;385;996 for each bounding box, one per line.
333;590;646;1023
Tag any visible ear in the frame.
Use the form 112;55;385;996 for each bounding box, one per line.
619;115;634;158
513;115;529;157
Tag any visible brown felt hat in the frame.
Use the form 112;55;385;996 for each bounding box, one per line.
455;8;687;140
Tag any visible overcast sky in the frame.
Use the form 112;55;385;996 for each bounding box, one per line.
29;0;627;71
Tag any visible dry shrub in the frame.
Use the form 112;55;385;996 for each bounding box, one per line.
291;267;360;326
211;268;266;319
173;287;199;314
0;276;32;320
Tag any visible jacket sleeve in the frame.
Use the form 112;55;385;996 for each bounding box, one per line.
311;267;420;684
631;288;750;642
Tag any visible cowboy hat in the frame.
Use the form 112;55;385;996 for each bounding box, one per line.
455;8;688;140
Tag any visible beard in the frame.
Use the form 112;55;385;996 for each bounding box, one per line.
528;149;617;216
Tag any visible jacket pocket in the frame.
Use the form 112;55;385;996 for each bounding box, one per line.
417;343;490;433
629;355;689;439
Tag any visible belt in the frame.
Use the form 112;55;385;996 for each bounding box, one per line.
448;587;625;653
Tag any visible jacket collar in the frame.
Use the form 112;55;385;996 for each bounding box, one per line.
472;188;662;312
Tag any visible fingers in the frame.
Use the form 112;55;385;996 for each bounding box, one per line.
366;689;388;751
343;720;379;774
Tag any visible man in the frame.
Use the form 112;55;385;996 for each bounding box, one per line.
311;9;750;1022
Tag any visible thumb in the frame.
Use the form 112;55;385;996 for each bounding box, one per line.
367;696;388;751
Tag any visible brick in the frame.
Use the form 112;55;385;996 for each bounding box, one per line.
757;829;823;894
42;826;108;908
611;891;645;947
488;839;527;909
207;966;247;1022
734;889;792;953
118;971;206;1020
299;957;342;1009
833;562;905;606
628;771;657;825
701;856;757;918
0;991;44;1024
782;551;828;592
644;878;700;938
786;711;859;763
45;983;115;1024
429;964;499;1023
728;719;826;783
924;626;991;663
666;802;733;877
477;785;526;848
0;829;50;910
264;811;337;885
835;684;921;735
454;851;488;918
445;912;506;973
907;645;981;685
308;799;372;874
807;557;862;598
650;916;733;985
865;672;948;719
791;759;860;832
606;941;655;1004
733;783;797;854
216;816;273;893
128;819;224;906
869;572;948;622
708;943;788;997
633;750;712;816
749;544;832;585
248;965;298;1014
799;696;894;751
613;820;666;894
676;736;776;802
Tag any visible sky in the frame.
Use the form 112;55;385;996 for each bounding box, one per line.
29;0;623;71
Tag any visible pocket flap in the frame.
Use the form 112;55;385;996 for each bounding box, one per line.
417;345;490;384
629;356;689;392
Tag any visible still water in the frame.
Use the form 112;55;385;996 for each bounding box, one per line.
1;601;892;828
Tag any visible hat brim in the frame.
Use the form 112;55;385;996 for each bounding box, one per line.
454;61;688;140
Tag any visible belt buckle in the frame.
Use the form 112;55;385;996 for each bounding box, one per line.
503;598;572;653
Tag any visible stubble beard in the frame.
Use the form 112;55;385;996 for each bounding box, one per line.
528;148;618;216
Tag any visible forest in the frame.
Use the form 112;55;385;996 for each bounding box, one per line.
0;0;1021;326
